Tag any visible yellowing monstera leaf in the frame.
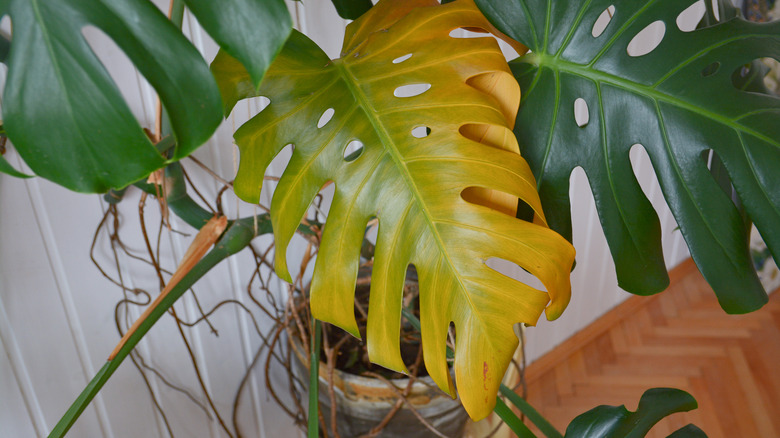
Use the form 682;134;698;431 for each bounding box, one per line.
212;0;575;419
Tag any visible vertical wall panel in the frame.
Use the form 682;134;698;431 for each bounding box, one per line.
0;292;46;437
0;168;112;437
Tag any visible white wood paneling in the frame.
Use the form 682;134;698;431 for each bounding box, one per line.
0;290;47;437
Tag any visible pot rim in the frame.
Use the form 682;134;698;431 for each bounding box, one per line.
288;333;452;393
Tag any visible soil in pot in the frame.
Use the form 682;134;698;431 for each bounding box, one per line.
294;265;469;438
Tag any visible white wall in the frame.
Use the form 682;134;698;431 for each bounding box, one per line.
0;2;697;437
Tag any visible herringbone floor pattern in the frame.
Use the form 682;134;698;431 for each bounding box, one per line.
523;260;780;438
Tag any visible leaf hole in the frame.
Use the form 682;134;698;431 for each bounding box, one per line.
627;143;661;200
290;183;334;258
465;72;520;123
257;143;295;206
516;199;536;223
343;140;364;162
461;187;521;218
592;5;616;38
449;26;519;59
701;61;720;77
0;15;11;35
485;258;547;292
700;149;739;205
392;53;413;64
363;217;378;248
710;0;720;21
730;60;769;91
459;123;518;151
411;126;431;138
574;98;590;127
394;83;431;98
677;0;706;32
447;321;457;356
317;108;335;128
266;143;294;178
316;182;336;223
402;264;420;317
627;20;666;57
448;27;491;39
254;96;271;114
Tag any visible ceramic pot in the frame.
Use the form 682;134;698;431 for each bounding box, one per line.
290;338;468;438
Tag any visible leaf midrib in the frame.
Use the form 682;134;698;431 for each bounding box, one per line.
524;53;780;150
334;59;492;339
523;53;773;272
538;49;780;221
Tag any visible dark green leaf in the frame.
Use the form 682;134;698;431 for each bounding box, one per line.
476;0;780;312
183;0;291;87
331;0;373;20
0;31;9;63
564;388;699;438
0;0;223;193
212;29;328;116
0;0;221;192
667;424;708;438
0;153;31;178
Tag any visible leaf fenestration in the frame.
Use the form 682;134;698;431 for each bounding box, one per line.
476;0;780;312
214;0;575;420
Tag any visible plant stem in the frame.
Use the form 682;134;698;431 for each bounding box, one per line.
500;384;563;438
493;397;537;438
48;220;257;438
168;0;186;29
0;33;10;64
308;318;322;438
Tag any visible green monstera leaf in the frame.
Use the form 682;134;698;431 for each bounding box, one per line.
475;0;780;313
213;0;575;420
0;0;290;193
564;388;703;438
330;0;373;20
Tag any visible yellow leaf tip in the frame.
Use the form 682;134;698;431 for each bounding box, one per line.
544;299;568;321
278;270;293;284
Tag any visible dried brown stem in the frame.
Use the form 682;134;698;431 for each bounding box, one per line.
180;164;217;214
188;155;234;188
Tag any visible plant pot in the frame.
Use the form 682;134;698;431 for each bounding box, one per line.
291;338;469;438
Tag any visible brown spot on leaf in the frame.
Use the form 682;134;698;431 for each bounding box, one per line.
483;361;489;391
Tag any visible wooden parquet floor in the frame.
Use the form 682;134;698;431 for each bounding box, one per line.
523;259;780;438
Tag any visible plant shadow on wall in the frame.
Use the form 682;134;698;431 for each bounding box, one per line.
0;0;778;437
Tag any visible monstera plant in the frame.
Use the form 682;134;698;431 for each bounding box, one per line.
0;0;776;436
477;0;779;313
213;0;576;420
